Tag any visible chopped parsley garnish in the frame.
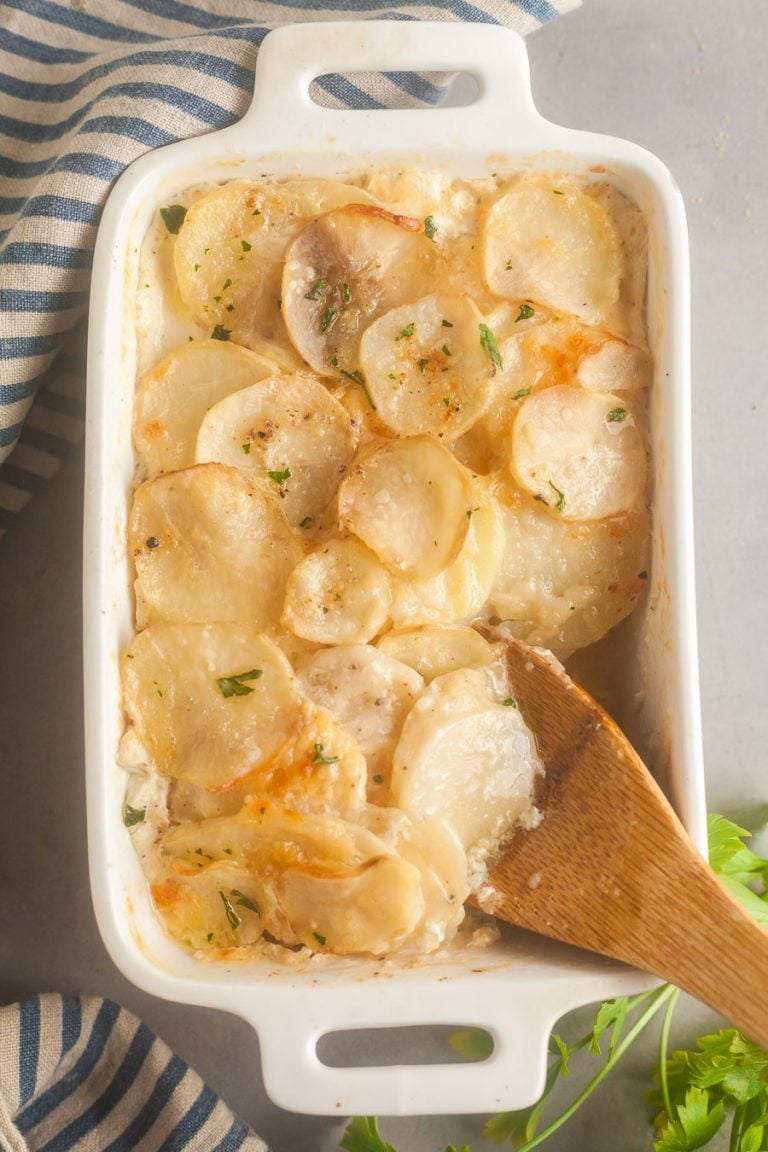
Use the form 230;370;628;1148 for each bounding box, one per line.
330;354;339;367
122;804;145;827
299;516;314;529
418;357;429;373
222;278;232;290
242;442;251;454
312;932;327;946
442;396;452;408
305;278;327;300
548;480;566;514
424;215;437;240
211;325;231;341
515;303;535;322
395;323;415;341
479;323;503;370
339;367;376;410
206;932;213;942
240;239;252;252
441;319;453;328
267;468;291;484
607;407;628;422
320;307;339;334
502;697;518;708
553;188;565;195
219;890;241;931
252;207;261;216
216;668;263;698
512;387;531;400
312;743;340;765
442;344;451;356
226;303;235;312
159;204;187;234
505;259;513;271
340;281;351;304
231;889;259;914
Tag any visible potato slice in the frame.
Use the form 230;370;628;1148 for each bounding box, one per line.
511;386;647;520
576;338;652;393
120;624;302;791
281;538;391;645
133;339;281;477
358;294;492;439
263;701;367;817
129;464;303;630
281;204;435;374
488;481;650;657
299;645;424;803
162;800;423;956
376;625;496;682
390;482;505;628
391;666;542;850
195;373;357;529
484;175;621;326
361;806;468;952
338;437;471;578
174;180;375;350
152;862;272;952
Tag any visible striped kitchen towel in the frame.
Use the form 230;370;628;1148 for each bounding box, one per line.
0;994;268;1151
0;0;580;541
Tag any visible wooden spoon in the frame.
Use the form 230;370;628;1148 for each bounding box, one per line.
480;629;768;1047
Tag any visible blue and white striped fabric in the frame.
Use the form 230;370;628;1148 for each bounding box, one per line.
0;0;579;540
0;994;268;1151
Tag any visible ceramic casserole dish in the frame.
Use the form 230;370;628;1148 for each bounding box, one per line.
83;20;705;1117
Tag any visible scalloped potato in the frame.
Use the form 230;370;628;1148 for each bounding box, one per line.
124;168;652;962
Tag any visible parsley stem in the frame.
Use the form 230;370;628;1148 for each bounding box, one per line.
657;985;680;1123
514;985;677;1152
729;1103;747;1152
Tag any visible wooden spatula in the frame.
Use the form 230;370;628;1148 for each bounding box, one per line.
480;629;768;1047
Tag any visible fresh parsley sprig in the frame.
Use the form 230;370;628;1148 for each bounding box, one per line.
340;813;768;1152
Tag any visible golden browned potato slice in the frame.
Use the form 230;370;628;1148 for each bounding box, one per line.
281;204;435;374
120;624;302;791
376;625;496;682
511;385;647;520
174;180;375;350
262;701;367;818
358;294;492;439
281;538;391;645
195;373;357;529
360;806;469;951
488;481;650;657
391;666;542;850
133;339;281;477
152;862;271;952
299;645;424;803
389;481;505;628
338;436;472;578
129;464;303;630
484;175;621;326
576;338;653;392
161;800;424;956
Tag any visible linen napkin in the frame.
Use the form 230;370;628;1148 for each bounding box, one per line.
0;994;268;1151
0;0;579;540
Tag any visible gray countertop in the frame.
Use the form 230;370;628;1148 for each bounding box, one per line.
1;0;766;1148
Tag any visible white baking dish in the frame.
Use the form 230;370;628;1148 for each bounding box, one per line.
84;20;705;1118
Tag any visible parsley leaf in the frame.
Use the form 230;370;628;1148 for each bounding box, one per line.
216;668;263;698
230;889;259;914
267;468;291;485
210;325;231;341
654;1087;726;1151
219;890;241;931
312;743;340;765
548;480;566;514
122;803;145;827
159;204;187;234
305;278;327;300
607;407;628;422
340;1117;397;1152
312;931;326;946
321;306;339;334
395;323;414;341
424;215;438;240
515;303;535;322
479;323;503;370
339;367;376;410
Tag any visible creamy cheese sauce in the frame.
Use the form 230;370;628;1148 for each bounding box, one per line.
121;169;650;962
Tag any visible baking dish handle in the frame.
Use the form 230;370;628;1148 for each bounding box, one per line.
228;21;549;157
248;984;582;1117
